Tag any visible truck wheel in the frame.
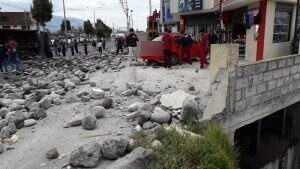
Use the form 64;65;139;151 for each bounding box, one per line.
170;54;178;65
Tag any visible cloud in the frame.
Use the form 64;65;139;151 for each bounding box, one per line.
0;0;160;31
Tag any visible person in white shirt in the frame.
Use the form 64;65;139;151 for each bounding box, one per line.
97;40;103;54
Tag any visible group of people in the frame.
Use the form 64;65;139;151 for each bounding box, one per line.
114;28;139;65
53;38;106;57
162;28;212;69
0;37;20;75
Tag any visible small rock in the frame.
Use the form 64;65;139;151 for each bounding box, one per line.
106;147;153;169
31;108;47;120
135;125;142;132
82;114;97;130
91;88;105;99
7;122;17;135
39;98;52;110
0;143;3;154
5;111;26;129
151;140;162;148
102;97;113;109
127;139;135;152
142;121;155;130
90;82;97;87
0;107;9;118
46;148;59;159
24;119;37;127
64;79;76;89
53;98;61;105
188;85;195;91
0;126;10;140
150;107;171;124
127;102;142;112
77;90;89;98
81;95;90;102
181;98;203;120
90;106;105;119
69;114;84;127
101;138;129;160
69;142;102;168
8;103;22;111
0;120;6;131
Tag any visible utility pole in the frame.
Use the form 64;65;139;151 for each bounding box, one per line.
294;0;300;54
149;0;152;16
93;11;96;28
131;10;133;29
63;0;67;40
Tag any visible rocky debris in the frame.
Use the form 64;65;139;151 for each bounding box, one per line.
8;103;22;111
142;121;157;130
5;111;26;129
69;114;84;127
90;106;105;119
0;126;10;140
24;119;37;127
0;143;3;154
39;97;52;109
91;88;105;99
151;140;162;148
82;114;97;130
181;98;203;120
77;90;89;98
101;138;129;160
127;139;135;152
102;97;113;109
106;147;153;169
0;107;9;118
81;95;90;102
46;148;59;159
31;108;47;120
69;142;102;168
188;85;195;91
127;102;142;112
7;122;17;135
160;90;196;110
150;107;171;124
0;120;6;130
64;79;76;89
136;104;153;125
90;82;97;87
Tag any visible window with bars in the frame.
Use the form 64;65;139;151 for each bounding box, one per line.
273;3;293;43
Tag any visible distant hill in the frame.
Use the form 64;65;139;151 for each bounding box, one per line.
46;15;84;32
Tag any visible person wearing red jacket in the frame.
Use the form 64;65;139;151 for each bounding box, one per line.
6;37;20;73
162;28;173;68
198;29;209;69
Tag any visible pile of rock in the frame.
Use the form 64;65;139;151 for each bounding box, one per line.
68;138;153;169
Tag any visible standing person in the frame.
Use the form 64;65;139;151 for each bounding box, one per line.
74;39;79;54
198;29;209;69
6;37;20;73
83;39;88;56
126;28;139;64
0;39;8;73
116;37;123;55
70;39;75;56
162;28;173;69
53;39;59;56
97;39;103;55
61;40;66;57
57;40;62;56
92;39;96;51
178;32;194;65
102;38;106;51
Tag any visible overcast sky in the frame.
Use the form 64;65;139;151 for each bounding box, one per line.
0;0;160;30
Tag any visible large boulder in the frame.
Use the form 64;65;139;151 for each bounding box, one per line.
82;114;97;130
150;107;171;124
46;148;59;159
0;107;9;119
101;138;129;160
181;98;203;120
7;122;17;135
8;103;22;111
69;142;102;168
5;111;26;129
106;147;153;169
90;106;105;119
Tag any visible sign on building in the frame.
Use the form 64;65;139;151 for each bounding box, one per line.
178;0;203;13
164;0;173;23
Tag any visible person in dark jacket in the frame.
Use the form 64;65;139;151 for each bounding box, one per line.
70;39;75;56
126;28;139;64
162;28;173;68
83;39;88;56
178;33;194;65
102;38;106;51
61;40;66;57
116;37;123;55
6;37;20;73
0;39;8;73
74;39;79;54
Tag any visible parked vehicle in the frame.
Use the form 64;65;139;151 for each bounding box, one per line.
140;33;200;65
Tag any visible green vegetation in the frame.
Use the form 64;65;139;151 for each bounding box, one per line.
60;20;71;32
95;19;112;38
83;20;95;36
31;0;53;31
131;121;239;169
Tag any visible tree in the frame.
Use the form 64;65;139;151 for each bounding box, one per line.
60;20;71;32
95;19;112;38
83;20;95;36
31;0;53;31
